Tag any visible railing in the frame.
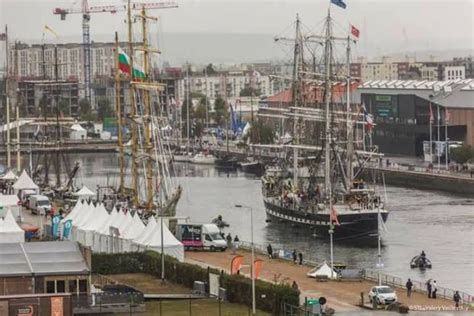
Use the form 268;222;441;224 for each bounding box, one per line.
281;302;321;316
237;240;320;267
237;241;472;304
363;269;472;304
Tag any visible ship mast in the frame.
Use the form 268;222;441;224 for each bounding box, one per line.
292;14;301;187
115;32;125;196
127;0;139;207
345;35;353;190
323;10;333;199
139;5;156;210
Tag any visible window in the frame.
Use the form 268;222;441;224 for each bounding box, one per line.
204;234;212;242
79;279;87;293
68;280;77;293
46;281;55;293
56;280;65;293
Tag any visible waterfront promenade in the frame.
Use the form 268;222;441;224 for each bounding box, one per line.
185;249;459;313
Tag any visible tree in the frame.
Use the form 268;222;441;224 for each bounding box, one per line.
79;98;96;121
213;97;228;127
451;144;474;164
205;63;216;75
245;120;275;144
96;97;115;121
239;87;261;97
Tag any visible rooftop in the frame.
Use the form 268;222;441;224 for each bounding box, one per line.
0;241;90;277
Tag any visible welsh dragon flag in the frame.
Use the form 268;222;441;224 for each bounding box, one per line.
118;47;145;80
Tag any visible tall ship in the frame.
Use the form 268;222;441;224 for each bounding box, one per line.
260;11;388;241
113;0;181;218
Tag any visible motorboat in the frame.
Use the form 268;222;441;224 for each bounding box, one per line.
410;255;432;269
190;153;216;165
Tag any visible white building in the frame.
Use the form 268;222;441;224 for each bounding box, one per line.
178;71;276;102
443;66;465;80
420;65;439;81
9;42;126;82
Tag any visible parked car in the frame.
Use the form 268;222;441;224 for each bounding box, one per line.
368;286;398;305
28;195;52;215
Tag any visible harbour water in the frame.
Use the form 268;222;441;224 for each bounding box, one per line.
54;153;474;294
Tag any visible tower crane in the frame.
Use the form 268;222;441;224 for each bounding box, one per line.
53;0;178;102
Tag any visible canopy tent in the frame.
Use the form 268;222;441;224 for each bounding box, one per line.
0;209;25;243
108;211;133;253
307;261;338;279
96;208;128;253
0;170;18;181
76;203;109;247
0;194;20;218
59;200;85;239
120;213;146;252
70;123;87;140
70;202;96;242
73;185;95;198
92;207;119;252
12;170;39;192
134;217;184;262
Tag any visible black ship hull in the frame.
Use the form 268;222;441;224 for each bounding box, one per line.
264;200;388;240
240;162;265;176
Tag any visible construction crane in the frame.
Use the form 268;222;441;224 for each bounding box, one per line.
53;0;178;102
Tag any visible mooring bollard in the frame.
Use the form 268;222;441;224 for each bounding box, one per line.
360;292;364;306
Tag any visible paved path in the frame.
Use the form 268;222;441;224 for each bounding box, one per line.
185;250;456;313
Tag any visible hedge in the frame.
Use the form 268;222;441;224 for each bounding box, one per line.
92;251;299;313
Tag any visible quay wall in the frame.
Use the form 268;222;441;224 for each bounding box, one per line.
365;168;474;196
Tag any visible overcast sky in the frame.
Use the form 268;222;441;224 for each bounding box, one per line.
0;0;473;64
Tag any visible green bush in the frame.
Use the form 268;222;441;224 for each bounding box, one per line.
91;251;299;314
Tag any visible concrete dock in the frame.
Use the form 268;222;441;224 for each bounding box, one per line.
185;249;459;313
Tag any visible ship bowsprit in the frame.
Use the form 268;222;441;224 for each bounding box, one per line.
263;198;389;240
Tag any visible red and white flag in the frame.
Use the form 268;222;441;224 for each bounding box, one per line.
445;108;450;123
350;25;360;38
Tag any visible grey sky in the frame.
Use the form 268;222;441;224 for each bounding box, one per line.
0;0;473;64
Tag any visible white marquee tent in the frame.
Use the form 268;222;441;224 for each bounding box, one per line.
0;170;18;181
76;203;109;247
73;186;95;199
307;261;338;279
12;170;39;194
133;217;184;262
0;209;25;243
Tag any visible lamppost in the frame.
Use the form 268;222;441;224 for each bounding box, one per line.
235;204;255;315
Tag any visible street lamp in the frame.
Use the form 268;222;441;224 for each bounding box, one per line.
235;204;256;315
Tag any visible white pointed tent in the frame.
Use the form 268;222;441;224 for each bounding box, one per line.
73;185;95;199
59;200;84;240
0;209;25;243
120;213;146;252
92;207;119;252
307;261;338;279
134;217;184;262
96;208;128;253
109;211;133;253
70;202;95;242
77;203;110;247
132;217;157;248
12;170;39;193
0;170;18;181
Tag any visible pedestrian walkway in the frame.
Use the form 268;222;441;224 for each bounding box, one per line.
185;250;457;313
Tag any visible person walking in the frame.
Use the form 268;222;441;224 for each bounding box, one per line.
292;249;297;264
267;243;273;259
453;291;461;310
426;279;432;298
226;233;232;249
406;279;413;297
298;252;303;265
432;280;437;299
233;235;240;250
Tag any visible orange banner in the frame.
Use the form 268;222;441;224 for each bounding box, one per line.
254;259;264;279
50;297;63;316
231;255;244;274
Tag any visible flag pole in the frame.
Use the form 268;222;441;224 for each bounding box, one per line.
445;108;448;170
429;102;433;163
437;104;440;170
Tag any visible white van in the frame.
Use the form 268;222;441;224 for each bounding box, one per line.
175;223;227;251
28;195;52;215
